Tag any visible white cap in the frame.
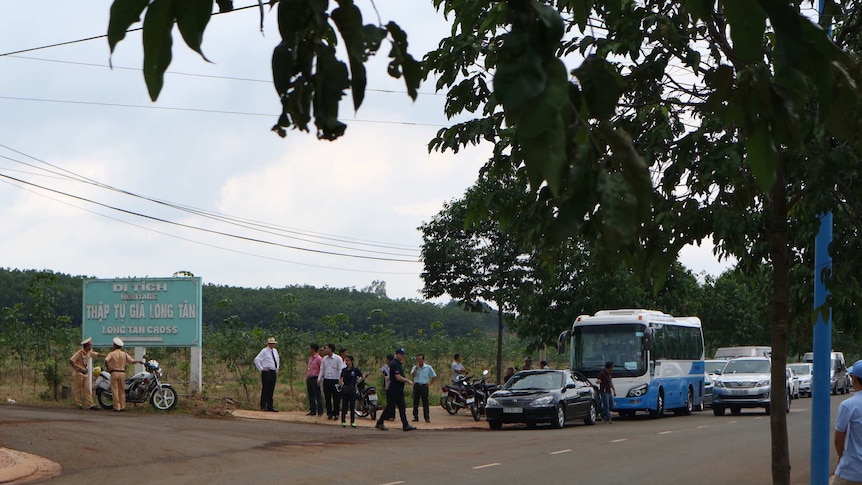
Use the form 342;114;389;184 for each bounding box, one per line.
81;337;92;346
113;337;124;347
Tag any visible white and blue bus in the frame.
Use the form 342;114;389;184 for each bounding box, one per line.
558;309;705;418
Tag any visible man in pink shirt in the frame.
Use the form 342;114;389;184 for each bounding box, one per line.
307;343;323;416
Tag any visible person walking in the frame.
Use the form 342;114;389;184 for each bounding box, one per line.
375;348;416;431
103;337;144;412
253;337;280;412
597;361;616;423
451;353;466;384
69;337;102;410
411;353;437;423
339;355;362;428
834;360;862;484
306;343;323;416
318;343;345;419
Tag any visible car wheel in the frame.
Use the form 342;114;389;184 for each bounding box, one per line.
551;403;565;429
584;400;597;425
786;393;791;412
488;420;502;430
730;406;741;415
649;389;664;419
713;406;725;416
526;422;538;429
765;403;771;415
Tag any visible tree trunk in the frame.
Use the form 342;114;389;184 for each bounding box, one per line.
496;305;504;385
769;158;791;484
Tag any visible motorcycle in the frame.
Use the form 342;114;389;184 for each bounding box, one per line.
353;375;378;420
440;374;475;415
467;370;496;421
94;357;178;411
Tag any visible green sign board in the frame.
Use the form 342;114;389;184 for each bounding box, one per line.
82;277;202;347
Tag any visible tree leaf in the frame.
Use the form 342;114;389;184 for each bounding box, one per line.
574;55;624;120
331;2;367;110
142;0;176;101
721;0;766;65
745;121;778;193
175;0;213;61
107;0;149;54
385;22;421;100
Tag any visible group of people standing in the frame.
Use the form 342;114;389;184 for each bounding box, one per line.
68;336;144;412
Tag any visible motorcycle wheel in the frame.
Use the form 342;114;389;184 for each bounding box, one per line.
150;386;178;411
470;402;480;421
445;395;459;415
96;389;113;410
355;398;369;418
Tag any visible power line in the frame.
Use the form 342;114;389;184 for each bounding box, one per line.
0;176;419;275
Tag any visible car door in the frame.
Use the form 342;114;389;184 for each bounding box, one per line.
566;372;592;418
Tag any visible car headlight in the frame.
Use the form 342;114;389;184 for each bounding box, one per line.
627;384;648;397
487;397;500;406
531;395;554;406
715;381;726;388
755;380;769;387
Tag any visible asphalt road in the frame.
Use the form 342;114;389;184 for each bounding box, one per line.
0;393;850;485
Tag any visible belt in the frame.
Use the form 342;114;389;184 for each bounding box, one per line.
307;375;319;379
415;383;428;386
109;370;124;373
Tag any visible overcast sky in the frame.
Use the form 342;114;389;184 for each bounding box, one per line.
0;1;732;301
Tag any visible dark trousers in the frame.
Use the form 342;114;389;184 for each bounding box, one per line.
413;383;430;420
340;385;357;423
260;370;276;411
306;376;323;414
377;386;409;428
323;378;341;417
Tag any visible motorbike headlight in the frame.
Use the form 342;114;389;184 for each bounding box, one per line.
627;384;648;397
487;397;500;406
531;395;554;406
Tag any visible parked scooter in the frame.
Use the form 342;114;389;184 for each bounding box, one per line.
467;370;496;421
94;357;178;411
440;374;476;415
354;375;378;419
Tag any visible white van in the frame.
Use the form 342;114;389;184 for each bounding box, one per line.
802;351;850;394
713;346;772;360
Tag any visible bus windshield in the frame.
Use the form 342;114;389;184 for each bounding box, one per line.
573;324;647;378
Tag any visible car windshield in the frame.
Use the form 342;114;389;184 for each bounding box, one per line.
723;359;770;374
705;360;727;374
788;364;811;375
504;371;564;391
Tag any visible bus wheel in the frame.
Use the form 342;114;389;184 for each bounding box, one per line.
649;390;664;419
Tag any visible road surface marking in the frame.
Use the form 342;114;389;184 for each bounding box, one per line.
473;463;501;469
379;482;405;485
728;420;738;424
550;449;572;455
610;439;628;443
697;425;709;429
658;431;672;435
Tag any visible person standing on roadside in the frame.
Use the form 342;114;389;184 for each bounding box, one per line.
69;337;102;410
254;337;280;412
451;353;466;384
380;354;393;392
597;361;616;423
104;337;144;412
339;355;362;428
318;343;345;419
833;361;862;484
522;357;533;370
306;343;323;416
503;366;515;384
411;354;437;423
376;348;416;431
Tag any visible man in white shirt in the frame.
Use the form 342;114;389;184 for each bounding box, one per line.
318;343;345;419
253;337;280;412
452;353;466;385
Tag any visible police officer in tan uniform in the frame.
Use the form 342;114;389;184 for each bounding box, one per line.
104;337;143;412
69;337;102;410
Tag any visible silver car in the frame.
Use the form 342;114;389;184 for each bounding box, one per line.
787;363;813;397
712;357;790;416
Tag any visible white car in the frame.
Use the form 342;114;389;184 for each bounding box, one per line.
712;357;789;416
786;367;800;400
787;363;813;397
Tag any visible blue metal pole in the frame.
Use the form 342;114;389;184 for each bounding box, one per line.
811;211;833;485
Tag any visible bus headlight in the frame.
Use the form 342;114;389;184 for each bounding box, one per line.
627;384;648;397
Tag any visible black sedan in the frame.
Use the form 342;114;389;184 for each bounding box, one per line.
485;369;598;430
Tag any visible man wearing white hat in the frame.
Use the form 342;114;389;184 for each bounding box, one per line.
69;337;102;410
104;337;144;412
254;337;280;412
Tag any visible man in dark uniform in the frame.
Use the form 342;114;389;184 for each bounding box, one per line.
375;348;416;431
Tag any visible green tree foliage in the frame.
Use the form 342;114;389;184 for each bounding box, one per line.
106;0;421;141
